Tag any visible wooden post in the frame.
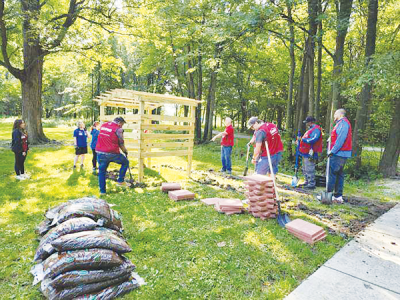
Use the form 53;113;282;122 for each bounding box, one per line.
187;105;195;177
146;109;152;168
100;105;105;119
138;100;145;183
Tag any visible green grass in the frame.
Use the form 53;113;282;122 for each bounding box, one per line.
0;119;398;299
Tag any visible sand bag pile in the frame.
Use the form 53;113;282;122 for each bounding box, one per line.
31;197;144;300
244;175;278;220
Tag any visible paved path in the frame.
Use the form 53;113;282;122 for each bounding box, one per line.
285;204;400;300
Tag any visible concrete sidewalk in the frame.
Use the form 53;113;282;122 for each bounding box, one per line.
285;204;400;300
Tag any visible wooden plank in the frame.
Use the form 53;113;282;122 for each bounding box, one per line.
141;150;189;158
143;141;191;148
140;114;194;123
138;100;145;183
123;151;139;158
99;114;140;122
141;124;194;131
142;133;191;140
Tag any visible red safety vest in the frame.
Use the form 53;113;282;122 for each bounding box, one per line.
330;117;352;151
221;125;234;146
299;125;323;154
258;123;284;156
95;122;121;154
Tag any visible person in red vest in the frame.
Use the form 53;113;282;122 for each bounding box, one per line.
96;117;131;195
247;117;284;178
324;108;352;204
211;117;234;175
298;116;323;190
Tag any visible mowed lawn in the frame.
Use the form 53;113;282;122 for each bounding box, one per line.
1;119;393;299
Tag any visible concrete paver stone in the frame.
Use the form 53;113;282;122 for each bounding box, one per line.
168;190;195;201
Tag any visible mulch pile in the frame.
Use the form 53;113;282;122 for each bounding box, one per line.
31;197;144;300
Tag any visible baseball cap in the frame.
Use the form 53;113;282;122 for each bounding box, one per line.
247;117;259;129
303;116;316;123
114;117;126;124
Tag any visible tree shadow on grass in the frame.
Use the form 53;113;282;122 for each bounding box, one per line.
66;168;86;186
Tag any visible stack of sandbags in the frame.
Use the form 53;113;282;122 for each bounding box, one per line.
31;197;144;300
161;182;181;193
168;190;195;201
244;175;278;220
285;219;327;244
214;199;244;215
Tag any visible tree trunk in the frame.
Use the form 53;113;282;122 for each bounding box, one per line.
326;0;354;130
379;99;400;177
21;0;47;143
294;50;307;134
315;0;323;120
286;0;295;135
307;0;318;117
203;65;218;141
352;0;378;169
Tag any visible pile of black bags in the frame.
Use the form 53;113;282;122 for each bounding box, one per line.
31;197;144;300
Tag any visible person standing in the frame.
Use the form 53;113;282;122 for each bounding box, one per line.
298;116;323;189
325;109;352;203
90;121;100;172
247;117;284;178
73;121;88;169
211;117;235;175
11;119;30;180
96;117;131;195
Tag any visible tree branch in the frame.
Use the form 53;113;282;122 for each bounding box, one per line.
0;0;23;79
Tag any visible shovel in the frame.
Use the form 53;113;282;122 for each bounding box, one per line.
243;144;252;176
319;139;332;204
264;140;291;227
291;130;302;187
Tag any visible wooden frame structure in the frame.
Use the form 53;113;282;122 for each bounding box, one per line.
94;89;200;182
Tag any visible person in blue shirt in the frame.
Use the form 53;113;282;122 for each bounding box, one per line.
326;109;352;203
90;121;100;171
297;116;323;189
73;121;88;169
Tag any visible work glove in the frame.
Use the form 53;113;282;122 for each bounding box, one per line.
327;151;333;157
123;151;128;157
308;149;314;157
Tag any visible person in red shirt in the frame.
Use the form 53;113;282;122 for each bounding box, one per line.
247;117;284;178
211;117;235;175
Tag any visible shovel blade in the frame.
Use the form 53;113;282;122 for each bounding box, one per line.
291;176;298;187
277;214;291;228
319;192;333;204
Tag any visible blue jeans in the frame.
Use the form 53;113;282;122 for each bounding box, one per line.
256;152;282;175
221;146;232;172
327;155;348;197
97;153;129;193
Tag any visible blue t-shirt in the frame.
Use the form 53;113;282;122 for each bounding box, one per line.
90;128;100;149
73;128;88;147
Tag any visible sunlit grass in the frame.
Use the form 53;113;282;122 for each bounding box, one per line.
0;121;399;299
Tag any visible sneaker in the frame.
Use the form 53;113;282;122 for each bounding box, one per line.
80;164;84;168
21;174;30;179
333;196;344;204
16;175;26;180
117;181;131;188
226;171;232;175
73;165;77;169
316;195;321;201
92;167;97;171
220;169;226;173
100;192;107;196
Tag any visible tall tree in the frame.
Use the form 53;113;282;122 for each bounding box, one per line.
352;0;379;169
325;0;354;131
0;0;118;143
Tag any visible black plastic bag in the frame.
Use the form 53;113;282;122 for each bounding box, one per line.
50;259;135;288
51;230;131;254
31;249;124;285
34;217;99;262
41;273;131;300
74;276;141;300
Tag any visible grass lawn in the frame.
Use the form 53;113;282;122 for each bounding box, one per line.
0;119;399;299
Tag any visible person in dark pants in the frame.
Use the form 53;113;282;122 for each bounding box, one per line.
96;117;131;195
323;109;352;204
11;119;30;180
90;121;100;172
298;116;323;189
211;117;235;175
73;121;88;169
